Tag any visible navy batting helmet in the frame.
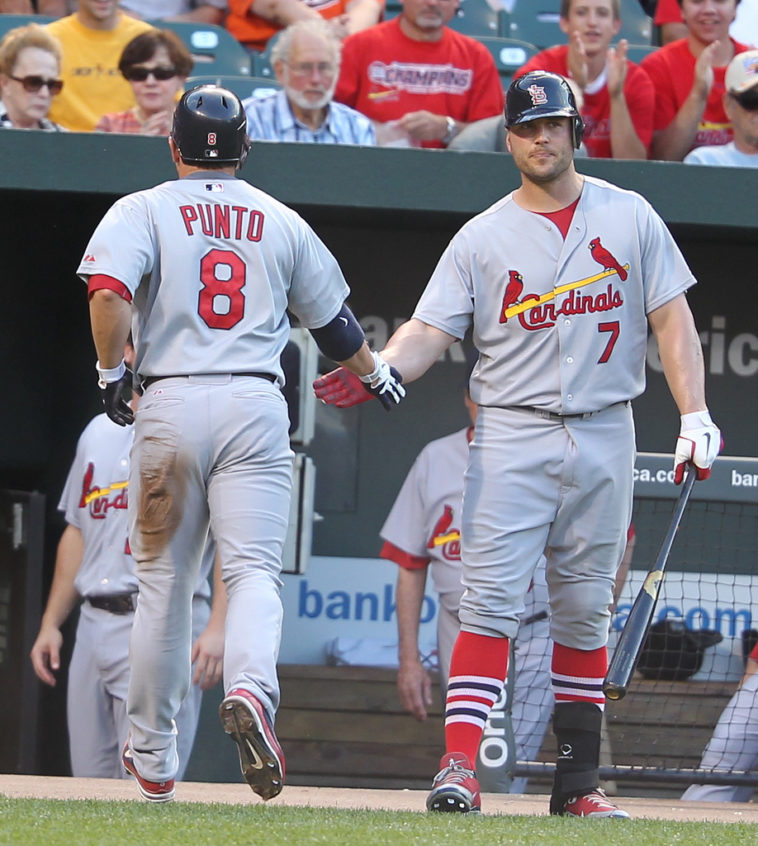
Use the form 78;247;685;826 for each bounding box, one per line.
505;71;584;149
171;85;249;165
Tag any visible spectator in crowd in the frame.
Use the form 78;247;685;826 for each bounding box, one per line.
243;19;374;143
95;29;192;134
45;0;154;132
684;48;758;163
0;23;65;130
641;0;750;160
380;384;553;794
681;637;758;802
334;0;504;148
655;0;757;47
226;0;383;54
29;342;226;780
513;0;654;159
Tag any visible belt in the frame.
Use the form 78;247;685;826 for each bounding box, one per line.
513;405;598;421
142;372;276;389
85;593;137;614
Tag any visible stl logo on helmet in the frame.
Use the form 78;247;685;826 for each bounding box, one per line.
526;84;548;106
207;132;217;145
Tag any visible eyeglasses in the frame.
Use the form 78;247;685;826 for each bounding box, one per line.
732;89;758;112
287;61;336;77
122;66;177;82
9;75;63;95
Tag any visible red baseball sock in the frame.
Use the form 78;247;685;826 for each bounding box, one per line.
444;631;509;763
551;642;607;708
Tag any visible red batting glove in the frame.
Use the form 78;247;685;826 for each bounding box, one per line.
313;367;373;408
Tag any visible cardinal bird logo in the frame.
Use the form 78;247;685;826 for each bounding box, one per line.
499;270;524;324
427;504;454;549
589;237;628;281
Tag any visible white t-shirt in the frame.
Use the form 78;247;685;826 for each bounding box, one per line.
684;141;758;167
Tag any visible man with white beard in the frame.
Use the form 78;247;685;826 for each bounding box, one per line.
242;18;375;144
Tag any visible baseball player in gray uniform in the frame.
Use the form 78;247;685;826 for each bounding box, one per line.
380;390;553;794
78;85;404;802
315;70;721;818
682;639;758;803
29;383;224;779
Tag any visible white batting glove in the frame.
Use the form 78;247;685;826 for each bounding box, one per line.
673;410;722;484
360;351;406;411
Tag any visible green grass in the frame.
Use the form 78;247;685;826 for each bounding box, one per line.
0;797;752;846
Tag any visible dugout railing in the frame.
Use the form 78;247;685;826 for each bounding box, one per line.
512;452;758;790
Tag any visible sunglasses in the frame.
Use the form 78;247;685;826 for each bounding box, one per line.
10;74;63;95
122;65;177;82
732;89;758;112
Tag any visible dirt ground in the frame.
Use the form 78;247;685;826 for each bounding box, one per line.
1;775;757;823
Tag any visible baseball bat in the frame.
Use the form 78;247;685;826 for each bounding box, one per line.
603;466;697;701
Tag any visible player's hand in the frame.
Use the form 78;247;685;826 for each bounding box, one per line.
98;362;135;426
191;627;224;690
313;358;406;411
674;410;722;483
30;625;63;687
313;367;373;407
397;659;433;721
359;351;406;410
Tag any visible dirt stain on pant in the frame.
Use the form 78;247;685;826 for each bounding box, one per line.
137;433;186;562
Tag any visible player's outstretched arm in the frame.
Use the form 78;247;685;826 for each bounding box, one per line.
649;294;721;482
313;318;456;409
311;304;406;410
30;524;84;687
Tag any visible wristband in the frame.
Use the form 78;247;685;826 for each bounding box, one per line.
96;358;126;389
359;351;383;386
680;410;712;428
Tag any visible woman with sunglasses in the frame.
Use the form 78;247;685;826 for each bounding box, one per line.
95;30;193;136
0;23;65;131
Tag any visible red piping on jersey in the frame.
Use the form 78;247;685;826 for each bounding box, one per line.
380;540;430;570
88;274;132;302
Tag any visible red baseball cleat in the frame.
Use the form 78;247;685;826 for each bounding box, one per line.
122;742;175;803
558;789;630;818
219;688;285;800
426;752;481;813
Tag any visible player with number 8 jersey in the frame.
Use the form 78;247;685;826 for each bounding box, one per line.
78;85;404;803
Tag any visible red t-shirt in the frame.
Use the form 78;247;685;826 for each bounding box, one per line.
516;45;655;158
334;17;505;149
641;38;750;150
654;0;682;26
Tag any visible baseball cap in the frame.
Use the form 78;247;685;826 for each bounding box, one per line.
725;50;758;95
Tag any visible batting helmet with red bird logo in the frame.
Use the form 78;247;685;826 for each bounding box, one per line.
504;70;584;150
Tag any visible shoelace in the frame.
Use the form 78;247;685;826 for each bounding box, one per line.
438;759;475;784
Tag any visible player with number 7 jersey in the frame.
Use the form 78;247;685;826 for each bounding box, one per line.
78;86;404;803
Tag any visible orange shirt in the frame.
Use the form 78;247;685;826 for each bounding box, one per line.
227;0;350;51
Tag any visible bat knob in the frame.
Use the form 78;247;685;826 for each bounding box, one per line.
603;682;626;701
